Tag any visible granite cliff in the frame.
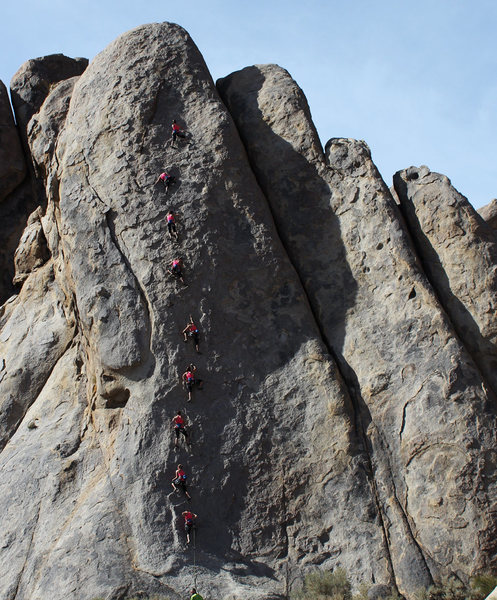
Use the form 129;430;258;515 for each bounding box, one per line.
0;22;496;600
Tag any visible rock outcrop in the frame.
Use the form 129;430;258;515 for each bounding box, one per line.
0;56;88;304
394;166;497;397
478;198;497;231
0;81;25;202
10;54;88;152
0;80;30;301
0;23;496;600
218;64;497;593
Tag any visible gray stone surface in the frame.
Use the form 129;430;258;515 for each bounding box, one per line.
1;63;83;304
218;64;497;594
0;24;390;600
478;198;497;231
0;262;75;451
10;54;87;152
394;166;497;396
13;206;49;284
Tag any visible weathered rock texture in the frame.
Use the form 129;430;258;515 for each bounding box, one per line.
478;199;497;231
10;54;88;153
394;166;497;397
0;56;88;304
0;24;496;600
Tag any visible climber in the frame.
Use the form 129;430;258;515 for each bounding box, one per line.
166;210;180;241
182;510;197;544
170;258;186;285
190;589;203;600
171;120;186;146
182;364;203;402
155;171;176;193
171;410;190;447
172;463;192;500
182;315;200;353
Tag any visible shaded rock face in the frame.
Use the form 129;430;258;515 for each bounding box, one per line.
0;24;496;600
0;59;85;304
0;80;30;302
0;81;25;202
478;198;497;231
394;166;497;397
0;180;33;301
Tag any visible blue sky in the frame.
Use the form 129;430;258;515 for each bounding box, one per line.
1;0;495;208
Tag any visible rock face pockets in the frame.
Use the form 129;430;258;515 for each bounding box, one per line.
0;23;496;600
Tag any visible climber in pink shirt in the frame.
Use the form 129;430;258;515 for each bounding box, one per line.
155;171;176;193
169;257;186;285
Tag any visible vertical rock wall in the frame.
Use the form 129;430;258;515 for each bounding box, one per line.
218;64;497;594
1;23;390;600
394;166;497;396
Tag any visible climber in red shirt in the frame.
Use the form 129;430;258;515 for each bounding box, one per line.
171;120;186;146
182;364;203;401
166;211;179;241
182;510;197;544
171;410;190;447
172;463;192;500
155;171;176;193
182;315;200;353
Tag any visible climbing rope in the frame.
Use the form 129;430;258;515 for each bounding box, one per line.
193;526;198;587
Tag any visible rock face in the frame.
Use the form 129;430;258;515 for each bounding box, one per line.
10;53;88;152
0;81;25;202
0;80;30;302
0;24;496;600
394;166;497;397
478;198;497;231
218;64;497;594
0;57;89;305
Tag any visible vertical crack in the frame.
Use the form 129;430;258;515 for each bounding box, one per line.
12;502;41;600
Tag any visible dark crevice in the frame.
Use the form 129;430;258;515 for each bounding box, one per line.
12;501;41;599
103;388;130;409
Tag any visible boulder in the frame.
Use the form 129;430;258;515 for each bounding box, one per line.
0;261;75;451
13;205;50;284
